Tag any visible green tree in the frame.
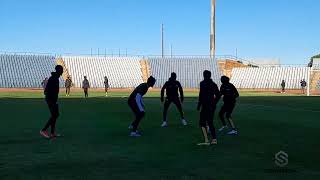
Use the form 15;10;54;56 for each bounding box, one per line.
308;53;320;67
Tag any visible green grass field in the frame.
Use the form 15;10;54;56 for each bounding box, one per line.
0;91;319;180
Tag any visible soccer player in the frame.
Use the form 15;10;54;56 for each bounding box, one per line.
160;72;187;127
128;76;156;137
197;70;220;145
104;76;110;97
281;80;286;93
82;76;90;98
65;76;72;96
40;65;63;139
300;79;307;94
218;76;239;135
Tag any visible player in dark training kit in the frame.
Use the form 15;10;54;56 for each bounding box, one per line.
160;72;187;127
104;76;110;97
218;76;239;135
40;65;63;139
128;76;156;137
197;70;220;145
65;76;72;96
82;76;90;98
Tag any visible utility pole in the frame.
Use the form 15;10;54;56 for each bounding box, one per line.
161;23;164;58
236;48;238;59
210;0;216;59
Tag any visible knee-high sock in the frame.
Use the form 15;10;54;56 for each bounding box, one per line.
201;127;209;143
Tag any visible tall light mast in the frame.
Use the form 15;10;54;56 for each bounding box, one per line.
210;0;216;59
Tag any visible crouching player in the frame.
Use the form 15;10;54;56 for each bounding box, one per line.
197;70;220;145
128;76;156;137
160;72;187;127
218;76;239;135
40;65;63;139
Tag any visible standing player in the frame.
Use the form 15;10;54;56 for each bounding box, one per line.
197;70;220;145
65;76;72;96
40;65;63;139
281;80;286;94
160;72;187;127
300;79;307;94
128;76;156;137
104;76;110;97
82;76;90;98
218;76;239;135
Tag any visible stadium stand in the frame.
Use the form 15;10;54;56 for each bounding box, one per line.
62;56;143;88
218;59;248;78
230;67;311;89
312;58;320;70
148;57;222;88
0;54;61;88
139;59;151;83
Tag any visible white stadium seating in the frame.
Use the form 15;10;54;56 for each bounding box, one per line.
0;54;62;88
230;67;311;89
149;57;222;88
1;54;313;91
62;56;143;88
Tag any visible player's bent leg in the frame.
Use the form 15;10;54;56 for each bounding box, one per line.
50;104;60;138
173;99;187;126
41;102;56;139
208;108;218;145
219;105;228;131
132;111;145;133
130;112;145;137
162;100;171;127
226;103;238;135
197;109;210;146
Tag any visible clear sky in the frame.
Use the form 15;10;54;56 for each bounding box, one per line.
0;0;319;64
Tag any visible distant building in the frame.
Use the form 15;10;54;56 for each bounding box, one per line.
251;59;281;67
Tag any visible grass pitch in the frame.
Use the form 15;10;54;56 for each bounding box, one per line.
0;91;319;180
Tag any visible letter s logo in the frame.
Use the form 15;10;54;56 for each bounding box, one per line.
275;151;288;167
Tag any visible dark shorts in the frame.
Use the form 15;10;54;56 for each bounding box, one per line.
128;98;141;114
199;106;216;127
220;101;236;118
165;97;181;105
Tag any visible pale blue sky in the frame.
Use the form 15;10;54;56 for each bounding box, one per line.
0;0;319;64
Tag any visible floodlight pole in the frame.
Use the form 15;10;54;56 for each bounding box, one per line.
210;0;216;59
307;68;311;96
161;23;164;58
